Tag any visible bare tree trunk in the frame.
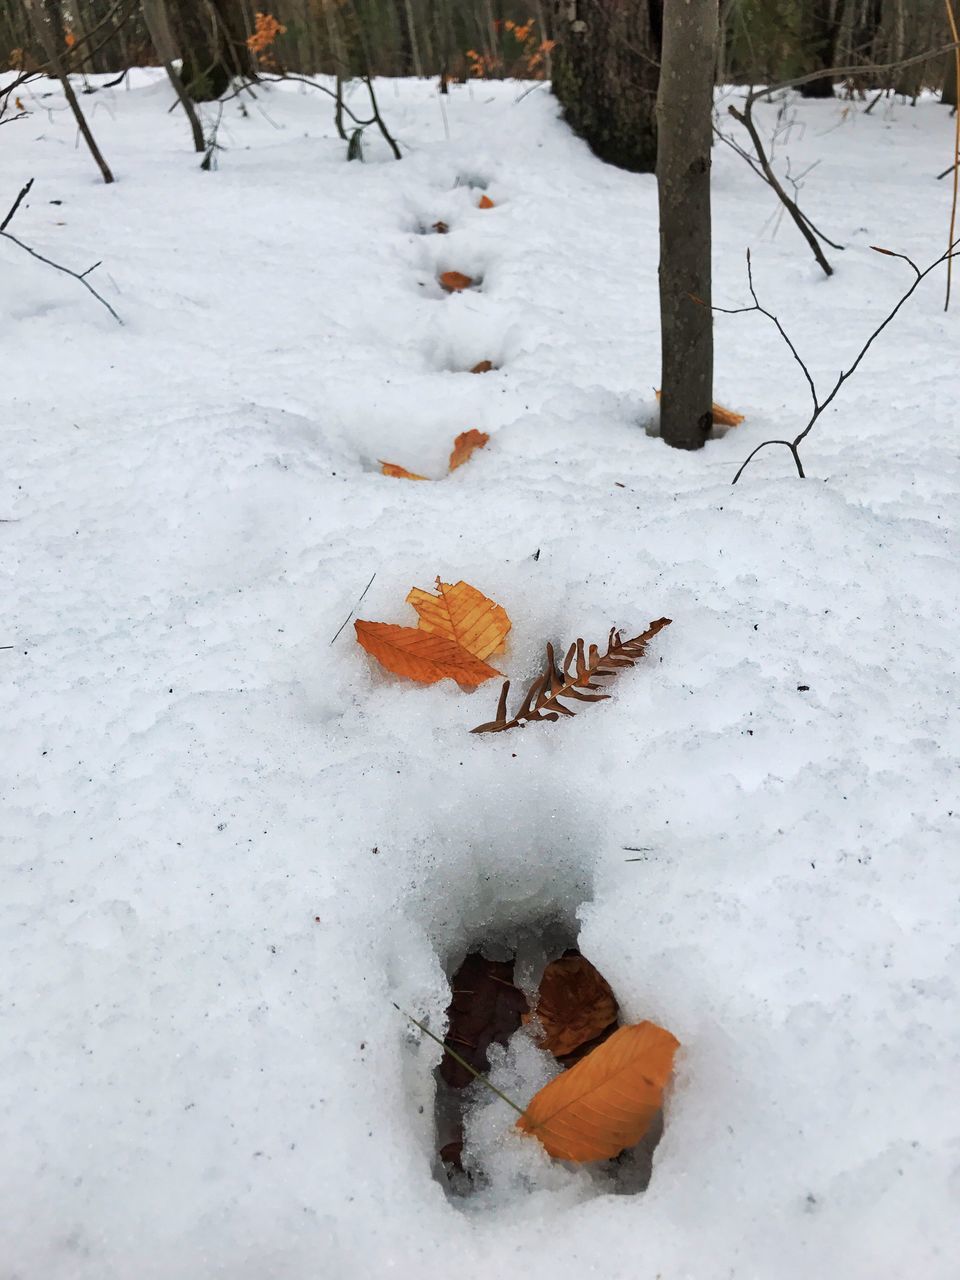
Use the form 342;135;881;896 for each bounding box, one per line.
551;0;662;173
25;0;114;182
944;45;958;105
164;0;255;99
402;0;423;74
799;0;846;97
142;0;205;150
321;0;348;72
656;0;717;451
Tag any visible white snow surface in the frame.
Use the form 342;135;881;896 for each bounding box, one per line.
3;71;960;1279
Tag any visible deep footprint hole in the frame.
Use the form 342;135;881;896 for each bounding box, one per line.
432;916;665;1204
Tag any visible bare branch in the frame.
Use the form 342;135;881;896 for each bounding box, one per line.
745;40;960;105
727;102;837;276
1;179;34;233
0;180;122;324
719;241;960;483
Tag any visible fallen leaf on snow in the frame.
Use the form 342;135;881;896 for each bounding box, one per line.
523;953;618;1058
654;389;744;426
470;360;494;374
380;433;490;480
356;578;510;685
440;270;474;292
432;220;450;234
406;577;510;661
517;1020;680;1163
355;620;500;686
448;429;489;471
380;460;428;480
478;195;495;209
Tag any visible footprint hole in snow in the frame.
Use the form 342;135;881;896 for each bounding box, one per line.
429;914;664;1207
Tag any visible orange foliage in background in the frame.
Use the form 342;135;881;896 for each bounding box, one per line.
466;17;554;80
247;11;287;58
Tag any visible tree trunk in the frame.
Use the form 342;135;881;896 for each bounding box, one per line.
25;0;114;182
142;0;205;151
799;0;845;97
656;0;716;451
164;0;255;100
551;0;662;173
944;47;958;106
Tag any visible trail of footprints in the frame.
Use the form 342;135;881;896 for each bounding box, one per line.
368;172;662;1204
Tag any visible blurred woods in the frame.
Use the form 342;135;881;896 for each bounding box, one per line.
1;0;956;102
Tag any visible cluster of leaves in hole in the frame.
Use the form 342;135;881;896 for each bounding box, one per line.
439;949;679;1170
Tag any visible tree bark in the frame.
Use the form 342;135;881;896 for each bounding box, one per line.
551;0;662;173
25;0;114;182
656;0;717;451
164;0;255;100
142;0;205;151
942;45;958;105
799;0;845;97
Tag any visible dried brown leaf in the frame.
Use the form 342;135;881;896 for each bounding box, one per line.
472;617;671;734
448;429;489;471
380;460;428;480
440;270;474;292
523;954;619;1057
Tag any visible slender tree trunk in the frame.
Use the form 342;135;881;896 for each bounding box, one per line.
657;0;717;451
25;0;114;182
401;0;423;74
944;45;958;105
142;0;205;150
551;0;662;174
799;0;845;97
164;0;255;100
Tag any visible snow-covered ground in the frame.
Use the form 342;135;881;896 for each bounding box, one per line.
3;70;959;1279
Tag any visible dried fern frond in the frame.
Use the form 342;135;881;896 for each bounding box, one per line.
471;617;672;734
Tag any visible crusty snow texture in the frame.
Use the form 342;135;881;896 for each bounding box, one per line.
2;72;960;1280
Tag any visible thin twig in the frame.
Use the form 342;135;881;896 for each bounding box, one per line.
393;1004;528;1118
1;178;33;233
711;242;960;483
329;572;376;644
1;180;123;324
745;40;960;104
727;104;836;276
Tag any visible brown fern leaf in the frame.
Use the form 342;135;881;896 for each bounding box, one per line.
471;617;671;734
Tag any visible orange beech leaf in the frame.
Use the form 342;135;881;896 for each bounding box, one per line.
448;429;489;471
478;194;495;209
406;578;510;661
517;1021;679;1163
380;460;428;480
354;620;500;687
470;360;494;374
654;389;744;427
710;402;745;426
440;270;474;292
523;954;618;1058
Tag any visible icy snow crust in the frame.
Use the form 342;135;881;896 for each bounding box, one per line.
3;71;960;1278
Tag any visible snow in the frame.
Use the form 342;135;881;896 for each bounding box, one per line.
3;69;960;1278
